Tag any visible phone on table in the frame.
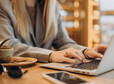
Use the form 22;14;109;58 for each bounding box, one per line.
43;71;93;84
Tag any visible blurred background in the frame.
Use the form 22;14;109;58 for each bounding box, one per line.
57;0;114;48
100;0;114;44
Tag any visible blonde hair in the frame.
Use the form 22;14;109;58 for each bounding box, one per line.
12;0;58;43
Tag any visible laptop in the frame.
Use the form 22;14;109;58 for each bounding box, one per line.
40;35;114;75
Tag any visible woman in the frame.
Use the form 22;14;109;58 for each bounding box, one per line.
0;0;107;63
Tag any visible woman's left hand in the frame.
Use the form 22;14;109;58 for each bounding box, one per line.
84;44;108;59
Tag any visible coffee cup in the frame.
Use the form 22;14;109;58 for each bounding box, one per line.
0;47;13;63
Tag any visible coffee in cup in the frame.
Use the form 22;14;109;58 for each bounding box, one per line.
0;47;13;63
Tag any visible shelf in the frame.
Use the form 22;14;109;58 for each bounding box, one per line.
63;16;78;21
101;11;114;15
58;0;100;48
92;15;100;20
58;0;74;3
92;1;99;6
60;4;79;11
66;27;80;30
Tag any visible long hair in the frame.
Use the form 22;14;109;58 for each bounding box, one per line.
11;0;58;43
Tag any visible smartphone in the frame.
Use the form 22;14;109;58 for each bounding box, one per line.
43;71;93;84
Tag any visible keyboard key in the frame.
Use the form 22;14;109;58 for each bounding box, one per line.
66;60;100;70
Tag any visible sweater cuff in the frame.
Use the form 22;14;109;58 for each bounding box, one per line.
35;49;53;63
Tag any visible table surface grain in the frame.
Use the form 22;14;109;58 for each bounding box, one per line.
0;63;114;84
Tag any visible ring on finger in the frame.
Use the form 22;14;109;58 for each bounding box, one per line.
65;52;68;57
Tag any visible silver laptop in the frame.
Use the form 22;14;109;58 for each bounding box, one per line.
40;35;114;75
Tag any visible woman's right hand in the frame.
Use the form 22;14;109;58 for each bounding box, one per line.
49;48;86;63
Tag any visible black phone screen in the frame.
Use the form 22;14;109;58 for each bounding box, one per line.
47;72;87;84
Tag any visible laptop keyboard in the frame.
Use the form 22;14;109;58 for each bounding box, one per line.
66;60;101;70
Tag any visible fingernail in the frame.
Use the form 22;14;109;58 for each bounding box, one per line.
83;59;86;63
79;57;83;60
72;60;75;63
100;55;103;58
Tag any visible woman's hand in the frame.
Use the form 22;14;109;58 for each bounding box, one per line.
84;44;108;59
49;48;86;63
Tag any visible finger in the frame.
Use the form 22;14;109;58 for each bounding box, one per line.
99;45;108;55
92;51;103;58
99;44;108;48
71;49;86;62
63;57;75;63
94;44;108;51
95;53;103;58
73;50;85;60
67;51;83;62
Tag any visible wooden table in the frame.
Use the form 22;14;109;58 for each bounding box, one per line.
0;63;114;84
